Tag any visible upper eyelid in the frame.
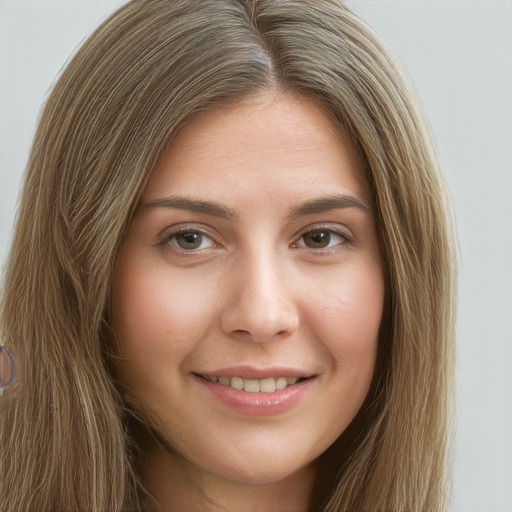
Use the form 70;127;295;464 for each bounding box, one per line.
301;226;350;235
294;223;353;240
159;223;214;236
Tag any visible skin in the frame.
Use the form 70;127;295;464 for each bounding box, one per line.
111;91;384;511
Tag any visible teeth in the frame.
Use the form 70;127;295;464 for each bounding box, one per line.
276;377;288;390
203;375;302;393
231;376;244;390
243;379;260;393
259;377;275;393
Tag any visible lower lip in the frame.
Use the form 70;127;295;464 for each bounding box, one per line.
198;377;315;416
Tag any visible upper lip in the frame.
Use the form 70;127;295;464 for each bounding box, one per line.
193;365;316;379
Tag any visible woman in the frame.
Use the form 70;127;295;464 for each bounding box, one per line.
0;1;456;511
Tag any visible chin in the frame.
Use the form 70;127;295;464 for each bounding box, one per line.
199;445;317;487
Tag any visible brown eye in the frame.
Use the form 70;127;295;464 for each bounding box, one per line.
168;231;213;251
299;229;347;249
303;230;331;248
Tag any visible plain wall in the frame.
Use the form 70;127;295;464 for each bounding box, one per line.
1;1;511;511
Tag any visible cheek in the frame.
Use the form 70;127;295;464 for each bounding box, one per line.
303;263;384;371
109;254;221;398
112;260;212;351
292;263;384;447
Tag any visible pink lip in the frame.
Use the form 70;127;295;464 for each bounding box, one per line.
195;373;316;416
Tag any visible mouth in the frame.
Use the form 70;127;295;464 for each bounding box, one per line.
194;373;313;393
193;369;317;415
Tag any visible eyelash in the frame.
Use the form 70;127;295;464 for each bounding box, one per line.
293;226;353;253
157;225;353;255
157;227;217;253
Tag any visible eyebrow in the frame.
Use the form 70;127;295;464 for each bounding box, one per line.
142;193;370;220
288;194;370;219
142;196;238;220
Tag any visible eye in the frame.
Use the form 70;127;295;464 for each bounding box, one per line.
297;228;348;249
165;230;215;251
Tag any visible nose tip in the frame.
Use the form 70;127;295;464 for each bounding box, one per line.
219;260;299;343
227;305;299;343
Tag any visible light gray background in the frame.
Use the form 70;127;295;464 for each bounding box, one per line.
1;1;511;511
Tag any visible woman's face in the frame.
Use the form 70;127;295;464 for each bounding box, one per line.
111;92;384;487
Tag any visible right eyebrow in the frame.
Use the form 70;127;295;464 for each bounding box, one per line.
288;194;370;219
142;196;239;220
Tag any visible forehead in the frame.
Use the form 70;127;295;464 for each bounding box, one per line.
144;91;369;206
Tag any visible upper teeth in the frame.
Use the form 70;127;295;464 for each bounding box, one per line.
203;375;300;393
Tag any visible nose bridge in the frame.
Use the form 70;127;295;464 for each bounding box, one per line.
220;245;298;342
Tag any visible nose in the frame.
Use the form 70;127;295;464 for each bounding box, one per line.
220;252;299;343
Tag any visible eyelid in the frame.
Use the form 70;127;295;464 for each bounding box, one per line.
292;224;353;250
156;224;219;252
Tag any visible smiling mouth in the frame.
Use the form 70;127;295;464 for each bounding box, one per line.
195;374;311;393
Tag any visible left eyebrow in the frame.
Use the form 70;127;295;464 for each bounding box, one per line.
288;194;370;219
142;196;238;220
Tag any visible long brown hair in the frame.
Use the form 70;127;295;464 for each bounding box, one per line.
0;1;456;510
